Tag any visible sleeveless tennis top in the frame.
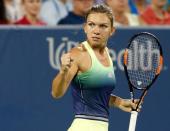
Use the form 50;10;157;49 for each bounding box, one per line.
71;41;116;122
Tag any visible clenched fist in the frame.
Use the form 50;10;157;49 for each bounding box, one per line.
60;53;74;73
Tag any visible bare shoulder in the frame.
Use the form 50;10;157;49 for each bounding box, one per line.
69;43;91;72
69;43;87;62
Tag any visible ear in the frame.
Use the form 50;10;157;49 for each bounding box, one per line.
110;26;116;36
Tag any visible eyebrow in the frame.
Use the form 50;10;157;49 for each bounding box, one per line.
87;21;109;25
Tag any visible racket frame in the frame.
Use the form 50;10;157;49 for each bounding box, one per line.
123;32;163;131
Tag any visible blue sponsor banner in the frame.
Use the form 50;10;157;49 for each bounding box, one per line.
0;26;169;131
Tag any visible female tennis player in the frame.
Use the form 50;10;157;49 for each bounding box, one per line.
52;4;140;131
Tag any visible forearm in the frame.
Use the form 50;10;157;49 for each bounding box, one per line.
52;71;69;98
109;94;123;108
51;49;79;99
109;94;138;112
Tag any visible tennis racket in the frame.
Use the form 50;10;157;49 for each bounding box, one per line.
123;32;163;131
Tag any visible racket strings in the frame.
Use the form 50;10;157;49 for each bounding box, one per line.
126;34;160;89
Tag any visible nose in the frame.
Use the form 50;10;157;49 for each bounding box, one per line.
93;26;100;35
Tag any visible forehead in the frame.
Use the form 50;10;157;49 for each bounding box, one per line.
87;13;111;24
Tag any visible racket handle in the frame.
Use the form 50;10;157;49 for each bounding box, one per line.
128;111;138;131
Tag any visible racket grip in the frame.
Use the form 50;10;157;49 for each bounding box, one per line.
128;111;138;131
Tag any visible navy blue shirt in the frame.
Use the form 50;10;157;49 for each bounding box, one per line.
71;41;116;122
58;12;85;25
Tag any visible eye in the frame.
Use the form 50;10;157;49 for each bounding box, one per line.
100;24;108;28
88;22;95;27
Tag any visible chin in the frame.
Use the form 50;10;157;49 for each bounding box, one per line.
90;41;103;48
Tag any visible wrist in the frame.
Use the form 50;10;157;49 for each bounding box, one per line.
59;70;67;75
59;69;68;76
60;66;69;74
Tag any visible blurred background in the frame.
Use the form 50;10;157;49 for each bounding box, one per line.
0;0;170;131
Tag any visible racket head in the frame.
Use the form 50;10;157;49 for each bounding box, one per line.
123;32;163;90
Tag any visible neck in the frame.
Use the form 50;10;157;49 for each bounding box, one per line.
113;11;129;25
60;0;67;4
113;10;124;17
87;40;106;54
73;9;86;17
136;1;146;8
25;14;38;24
94;47;105;55
135;0;145;5
135;1;146;13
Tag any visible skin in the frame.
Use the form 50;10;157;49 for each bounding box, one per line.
73;0;94;16
22;0;41;24
134;0;147;14
151;0;168;19
60;0;67;4
52;12;141;112
106;0;128;14
106;0;130;25
152;0;167;8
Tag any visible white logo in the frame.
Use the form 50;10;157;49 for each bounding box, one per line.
108;72;113;78
47;37;78;70
126;40;160;71
46;38;167;71
137;81;142;86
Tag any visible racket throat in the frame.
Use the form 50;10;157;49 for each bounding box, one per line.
130;92;134;102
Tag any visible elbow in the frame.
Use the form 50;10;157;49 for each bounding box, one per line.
51;81;63;99
51;90;64;99
51;79;66;99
